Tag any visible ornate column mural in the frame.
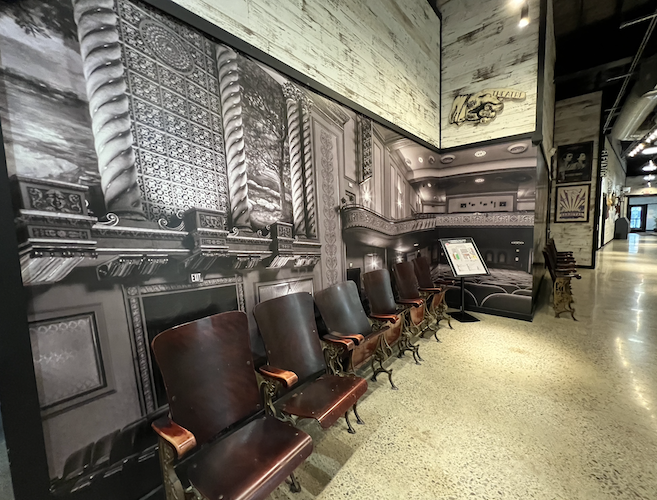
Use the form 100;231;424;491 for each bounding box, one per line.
72;0;144;219
300;94;318;239
282;82;307;237
216;45;251;229
319;128;339;286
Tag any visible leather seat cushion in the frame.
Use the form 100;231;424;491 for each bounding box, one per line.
281;375;368;428
189;416;312;500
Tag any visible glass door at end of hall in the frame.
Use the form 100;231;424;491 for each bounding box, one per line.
629;205;648;231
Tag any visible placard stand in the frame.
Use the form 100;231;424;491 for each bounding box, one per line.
450;277;479;323
439;237;490;323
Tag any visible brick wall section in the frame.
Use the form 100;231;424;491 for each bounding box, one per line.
171;0;442;147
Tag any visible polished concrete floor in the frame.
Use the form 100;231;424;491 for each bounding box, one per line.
270;234;657;500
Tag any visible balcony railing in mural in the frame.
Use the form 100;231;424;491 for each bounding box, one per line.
341;205;535;237
12;176;321;286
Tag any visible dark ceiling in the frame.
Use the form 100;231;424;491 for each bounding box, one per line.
554;0;657;178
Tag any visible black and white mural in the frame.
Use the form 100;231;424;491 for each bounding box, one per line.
0;1;538;498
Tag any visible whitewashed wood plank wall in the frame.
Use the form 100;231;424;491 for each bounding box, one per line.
542;0;556;158
550;92;602;266
171;0;442;147
440;0;540;148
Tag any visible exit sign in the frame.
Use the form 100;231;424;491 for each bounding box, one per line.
189;273;203;283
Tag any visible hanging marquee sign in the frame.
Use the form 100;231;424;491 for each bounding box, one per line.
449;88;526;126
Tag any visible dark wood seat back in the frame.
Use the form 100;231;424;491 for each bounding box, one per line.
151;311;262;445
315;281;372;336
363;269;397;315
254;292;326;381
412;256;434;288
392;261;421;299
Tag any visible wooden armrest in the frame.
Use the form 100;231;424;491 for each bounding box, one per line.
370;313;399;322
323;334;355;351
419;287;442;292
397;298;423;306
259;365;298;387
329;332;365;345
152;417;196;459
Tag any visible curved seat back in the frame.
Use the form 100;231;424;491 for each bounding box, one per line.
254;292;326;381
152;311;262;445
315;281;372;336
363;269;397;315
464;283;508;305
480;293;531;314
392;261;421;300
412;256;434;289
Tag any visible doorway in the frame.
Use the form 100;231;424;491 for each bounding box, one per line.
629;205;647;232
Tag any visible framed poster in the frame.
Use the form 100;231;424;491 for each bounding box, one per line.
439;238;490;277
556;142;594;183
555;184;590;223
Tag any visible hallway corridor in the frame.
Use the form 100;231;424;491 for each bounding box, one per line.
274;234;657;500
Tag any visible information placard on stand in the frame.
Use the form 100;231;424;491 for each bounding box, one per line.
439;237;490;322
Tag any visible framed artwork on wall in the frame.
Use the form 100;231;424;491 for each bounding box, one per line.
555;184;590;223
556;141;594;183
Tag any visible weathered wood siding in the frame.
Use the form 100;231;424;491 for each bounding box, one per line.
440;0;540;148
550;92;602;266
171;0;442;147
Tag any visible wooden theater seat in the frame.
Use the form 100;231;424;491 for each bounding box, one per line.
315;280;398;389
254;292;368;434
363;269;422;364
392;261;439;341
412;256;452;329
151;311;313;500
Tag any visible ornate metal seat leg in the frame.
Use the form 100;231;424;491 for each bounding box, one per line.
370;338;397;389
344;410;356;434
352;403;364;425
158;437;202;500
288;472;302;493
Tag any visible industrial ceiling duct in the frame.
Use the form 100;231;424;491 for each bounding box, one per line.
611;54;657;142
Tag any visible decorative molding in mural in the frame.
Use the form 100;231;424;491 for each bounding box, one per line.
357;115;373;182
449;88;526;126
342;206;534;237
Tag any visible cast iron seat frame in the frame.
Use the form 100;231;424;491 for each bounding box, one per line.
150;311;313;500
412;256;453;330
315;280;398;390
392;261;440;342
254;292;369;434
363;268;423;364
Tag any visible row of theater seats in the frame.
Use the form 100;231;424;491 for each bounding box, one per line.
443;282;533;316
52;257;452;500
543;238;580;320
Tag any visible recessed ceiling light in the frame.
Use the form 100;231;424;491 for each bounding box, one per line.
508;143;528;154
413;243;419;247
643;161;657;172
405;158;412;166
474;150;487;157
440;154;455;164
475;178;485;183
642;147;657;155
428;156;436;164
418;157;424;163
427;182;432;187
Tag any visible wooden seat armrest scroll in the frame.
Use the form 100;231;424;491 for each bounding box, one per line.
259;365;299;388
369;313;399;322
328;332;366;345
323;334;356;351
152;417;196;459
397;298;423;306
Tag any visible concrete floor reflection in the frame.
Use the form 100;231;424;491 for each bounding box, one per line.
268;234;657;500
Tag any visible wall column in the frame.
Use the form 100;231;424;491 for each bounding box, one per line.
72;0;144;219
216;45;252;230
300;95;317;238
283;83;307;237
